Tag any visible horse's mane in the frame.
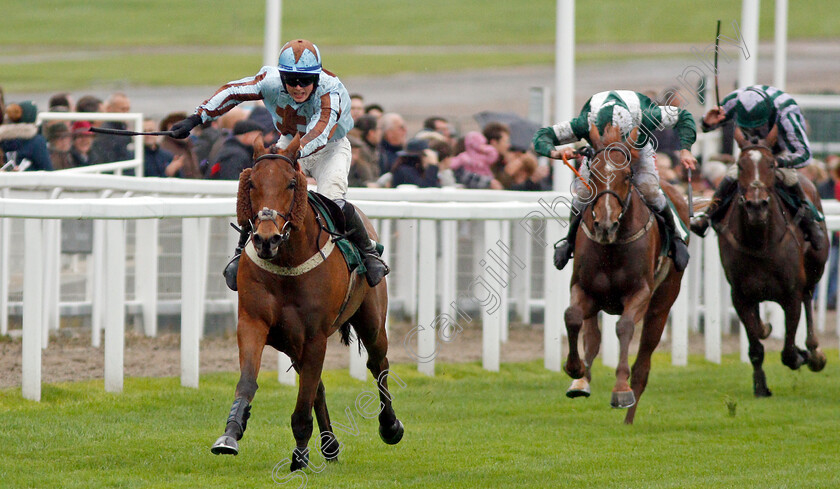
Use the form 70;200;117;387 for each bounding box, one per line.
236;162;310;229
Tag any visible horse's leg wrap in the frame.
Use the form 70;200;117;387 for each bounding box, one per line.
338;200;389;287
225;397;251;440
223;224;251;291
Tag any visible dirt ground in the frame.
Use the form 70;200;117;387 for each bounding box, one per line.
2;315;837;389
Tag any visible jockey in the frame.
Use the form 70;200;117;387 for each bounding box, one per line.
168;39;389;290
533;90;697;272
691;85;825;249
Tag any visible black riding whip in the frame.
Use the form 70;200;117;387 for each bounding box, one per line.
88;127;176;137
714;19;722;107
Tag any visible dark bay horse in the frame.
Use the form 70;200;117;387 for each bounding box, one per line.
715;128;828;396
210;135;404;470
563;124;688;424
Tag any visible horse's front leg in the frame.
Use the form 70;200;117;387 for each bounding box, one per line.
611;284;652;409
779;296;809;371
731;296;771;397
802;291;827;372
211;317;268;455
567;316;599;399
289;336;328;471
564;284;596;380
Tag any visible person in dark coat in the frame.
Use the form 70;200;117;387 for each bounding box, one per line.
391;138;440;188
0;101;52;171
207;120;265;180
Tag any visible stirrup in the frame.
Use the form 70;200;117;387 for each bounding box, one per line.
363;254;390;287
223;253;241;291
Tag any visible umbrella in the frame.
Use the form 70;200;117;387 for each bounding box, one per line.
473;111;541;152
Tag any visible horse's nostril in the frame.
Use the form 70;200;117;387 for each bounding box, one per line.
269;234;283;247
610;221;619;232
253;234;264;247
594;220;600;229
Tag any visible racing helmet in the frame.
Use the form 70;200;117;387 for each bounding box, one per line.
733;89;775;129
277;39;322;76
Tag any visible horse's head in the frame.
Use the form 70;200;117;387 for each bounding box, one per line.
583;123;638;243
236;134;308;260
734;125;779;225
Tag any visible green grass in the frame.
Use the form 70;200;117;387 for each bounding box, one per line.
1;0;838;92
2;354;840;488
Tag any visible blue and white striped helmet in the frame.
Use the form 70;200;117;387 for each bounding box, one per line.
277;39;322;75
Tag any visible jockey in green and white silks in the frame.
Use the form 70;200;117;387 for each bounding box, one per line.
691;85;825;249
533;90;697;272
167;39;388;290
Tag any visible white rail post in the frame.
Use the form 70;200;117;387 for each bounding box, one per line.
104;220;126;393
43;218;61;338
440;220;458;323
703;237;722;363
197;217;211;338
671;270;689;366
395;219;418;319
511;221;532;323
0;212;9;336
181;218;201;388
543;218;564;372
91;219;107;347
498;221;511;343
134;219;159;337
738;0;760;88
377;219;393;336
773;0;788;90
601;313;619;369
22;219;44;402
349;331;368;381
416;219;437;376
482;220;502;372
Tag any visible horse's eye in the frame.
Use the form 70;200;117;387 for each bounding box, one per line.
288;180;296;190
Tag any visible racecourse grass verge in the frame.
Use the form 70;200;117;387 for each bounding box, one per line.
2;354;840;488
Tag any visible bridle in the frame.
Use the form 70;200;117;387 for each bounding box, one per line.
251;153;298;242
588;146;634;223
737;143;776;194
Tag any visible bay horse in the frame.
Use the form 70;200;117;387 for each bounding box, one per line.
715;127;828;396
210;135;404;471
563;124;688;424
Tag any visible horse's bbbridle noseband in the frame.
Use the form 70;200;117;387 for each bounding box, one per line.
251;153;298;242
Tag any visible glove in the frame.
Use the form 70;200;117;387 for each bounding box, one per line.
533;127;559;158
169;114;202;139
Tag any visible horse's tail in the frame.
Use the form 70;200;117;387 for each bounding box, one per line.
339;321;352;347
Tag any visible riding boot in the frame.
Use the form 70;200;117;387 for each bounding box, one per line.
223;225;250;292
690;176;738;237
553;210;584;270
656;204;690;273
340;201;390;287
788;182;826;250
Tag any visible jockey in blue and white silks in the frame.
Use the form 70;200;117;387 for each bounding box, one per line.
168;39;388;290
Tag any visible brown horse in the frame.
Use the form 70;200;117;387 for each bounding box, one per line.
210;135;404;471
715;128;828;396
563;124;688;424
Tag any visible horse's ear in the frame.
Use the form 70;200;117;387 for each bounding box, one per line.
588;123;602;149
733;127;748;149
627;127;640;147
765;123;779;148
236;168;253;228
252;138;267;160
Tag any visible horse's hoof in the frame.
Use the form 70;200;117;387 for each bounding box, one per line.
563;361;585;380
379;419;404;445
320;432;340;461
289;447;309;471
566;378;591;398
210;435;239;455
808;349;827;372
754;387;773;398
782;348;807;370
759;322;772;340
610;390;636;409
